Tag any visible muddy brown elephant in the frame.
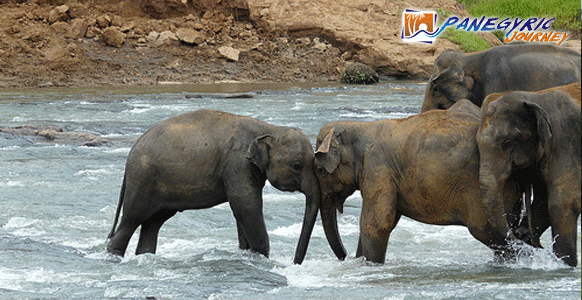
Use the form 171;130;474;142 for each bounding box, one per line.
313;109;524;264
477;89;581;267
107;109;320;264
421;44;581;112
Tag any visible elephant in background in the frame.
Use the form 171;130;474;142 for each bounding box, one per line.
484;82;581;106
477;89;581;267
312;109;524;264
421;44;581;112
107;109;321;265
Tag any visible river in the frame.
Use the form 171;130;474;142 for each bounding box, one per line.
0;81;579;300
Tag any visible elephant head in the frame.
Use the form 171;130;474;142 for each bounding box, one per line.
246;128;321;264
312;126;355;261
476;92;552;244
421;50;475;112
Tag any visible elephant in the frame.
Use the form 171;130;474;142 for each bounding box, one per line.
448;99;481;119
312;109;525;264
107;109;320;264
421;44;581;112
484;82;581;106
477;89;581;267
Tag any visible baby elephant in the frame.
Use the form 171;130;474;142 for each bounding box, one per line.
107;109;321;263
314;109;524;264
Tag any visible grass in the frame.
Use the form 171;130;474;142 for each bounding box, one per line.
440;27;491;52
437;0;580;52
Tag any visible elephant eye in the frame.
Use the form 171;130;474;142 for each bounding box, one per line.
316;165;327;176
291;162;303;172
501;139;513;148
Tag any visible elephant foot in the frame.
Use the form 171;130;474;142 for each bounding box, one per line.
106;244;126;258
513;226;542;248
492;238;538;264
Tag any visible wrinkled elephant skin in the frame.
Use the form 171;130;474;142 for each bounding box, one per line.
314;110;523;264
422;44;581;112
477;89;581;267
106;109;321;264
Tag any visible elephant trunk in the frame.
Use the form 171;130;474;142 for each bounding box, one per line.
293;191;320;264
479;160;517;247
320;194;347;260
421;84;435;112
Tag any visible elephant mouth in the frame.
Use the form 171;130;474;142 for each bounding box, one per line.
272;179;300;192
324;192;346;214
334;194;345;214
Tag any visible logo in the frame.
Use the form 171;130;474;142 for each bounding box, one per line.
400;10;570;46
401;10;438;44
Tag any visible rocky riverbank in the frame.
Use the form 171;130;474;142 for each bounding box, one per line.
0;0;579;88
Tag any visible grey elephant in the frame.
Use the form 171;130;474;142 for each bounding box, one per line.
421;44;581;112
312;109;524;264
107;109;320;264
477;89;581;267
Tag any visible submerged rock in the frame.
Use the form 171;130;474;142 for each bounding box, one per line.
0;125;110;147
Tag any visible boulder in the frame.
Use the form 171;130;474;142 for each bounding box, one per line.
175;28;206;45
96;14;112;28
340;62;379;84
102;27;125;47
147;31;160;43
218;46;241;61
66;18;88;39
48;4;69;24
154;30;179;47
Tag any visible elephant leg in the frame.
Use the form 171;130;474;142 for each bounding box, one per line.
356;213;402;261
548;194;579;267
237;221;251;250
358;185;399;264
232;206;269;257
227;193;269;257
135;209;177;255
549;209;578;267
107;215;140;257
223;165;269;257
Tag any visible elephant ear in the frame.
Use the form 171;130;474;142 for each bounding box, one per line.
246;134;273;173
432;62;464;85
432;62;473;103
315;127;341;174
524;102;553;158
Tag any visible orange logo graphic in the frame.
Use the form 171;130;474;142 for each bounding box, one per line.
401;10;438;43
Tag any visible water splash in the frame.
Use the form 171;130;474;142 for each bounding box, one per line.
492;239;570;270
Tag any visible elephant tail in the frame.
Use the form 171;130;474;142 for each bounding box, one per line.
107;175;126;239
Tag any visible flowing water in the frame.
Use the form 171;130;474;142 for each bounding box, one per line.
0;81;579;300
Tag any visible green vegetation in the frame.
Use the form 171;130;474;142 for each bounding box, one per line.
437;0;580;53
433;8;491;53
464;0;581;38
440;27;491;52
